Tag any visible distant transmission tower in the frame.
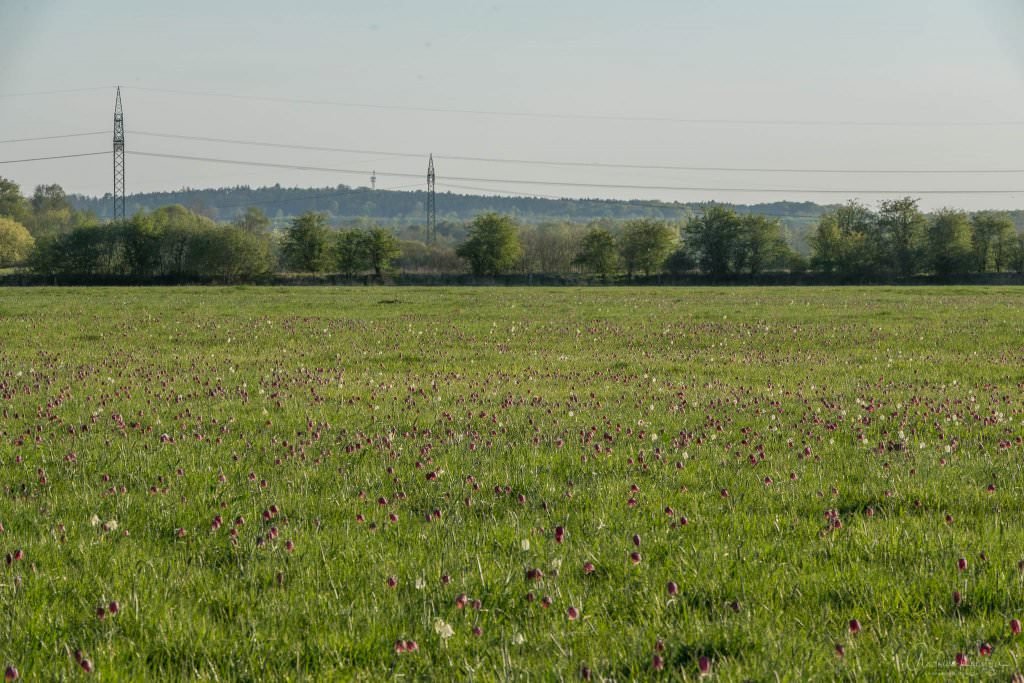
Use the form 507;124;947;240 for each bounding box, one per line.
426;154;436;243
371;169;377;190
112;86;126;221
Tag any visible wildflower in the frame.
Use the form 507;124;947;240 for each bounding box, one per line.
433;618;454;640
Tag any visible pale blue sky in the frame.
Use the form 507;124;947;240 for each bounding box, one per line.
2;0;1024;210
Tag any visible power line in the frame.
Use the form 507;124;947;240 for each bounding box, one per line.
131;130;1024;175
0;151;109;164
126;85;1024;128
133;130;420;161
128;150;388;176
0;86;111;98
126;150;1024;196
0;131;107;144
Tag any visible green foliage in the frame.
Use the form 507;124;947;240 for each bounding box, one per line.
618;219;676;276
192;226;273;281
335;229;372;276
66;184;772;225
685;206;744;276
520;222;584;273
233;207;271;235
393;240;462;273
573;228;618;276
25;183;78;239
810;202;878;276
927;209;974;276
455;212;523;276
27;206;271;281
877;197;928;276
334;227;401;277
0;216;35;266
8;185;1023;281
0;177;30;223
737;214;793;274
363;228;401;276
663;246;697;275
971;212;1017;272
281;212;332;273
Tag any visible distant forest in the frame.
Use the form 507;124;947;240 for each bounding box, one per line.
67;185;829;253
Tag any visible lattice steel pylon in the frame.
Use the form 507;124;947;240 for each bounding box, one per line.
113;86;126;221
426;154;436;243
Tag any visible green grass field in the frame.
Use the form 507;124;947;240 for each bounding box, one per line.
1;287;1023;681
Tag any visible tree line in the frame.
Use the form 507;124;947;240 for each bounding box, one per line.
2;176;1023;282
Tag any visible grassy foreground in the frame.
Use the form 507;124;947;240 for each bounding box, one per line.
1;286;1023;681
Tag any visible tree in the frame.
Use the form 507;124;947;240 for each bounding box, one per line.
109;217;158;277
28;226;110;276
877;197;927;276
685;206;744;276
521;222;581;273
738;214;791;274
334;228;398;277
663;247;696;275
573;228;618;276
30;184;69;213
971;212;1017;272
24;184;74;239
0;216;35;266
281;212;331;272
927;209;974;276
363;228;401;277
456;213;522;276
810;202;876;276
0;177;29;223
393;240;462;273
618;219;676;277
234;207;271;235
335;230;371;277
148;205;216;277
192;227;272;282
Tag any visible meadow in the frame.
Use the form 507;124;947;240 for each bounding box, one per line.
1;286;1023;681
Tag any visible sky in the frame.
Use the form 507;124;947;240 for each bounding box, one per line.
2;0;1024;211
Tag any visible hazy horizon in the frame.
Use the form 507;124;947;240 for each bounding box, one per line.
3;0;1024;212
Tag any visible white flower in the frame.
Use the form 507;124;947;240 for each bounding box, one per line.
106;519;118;531
512;633;526;645
415;577;426;590
90;514;101;527
434;618;454;639
520;539;531;551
